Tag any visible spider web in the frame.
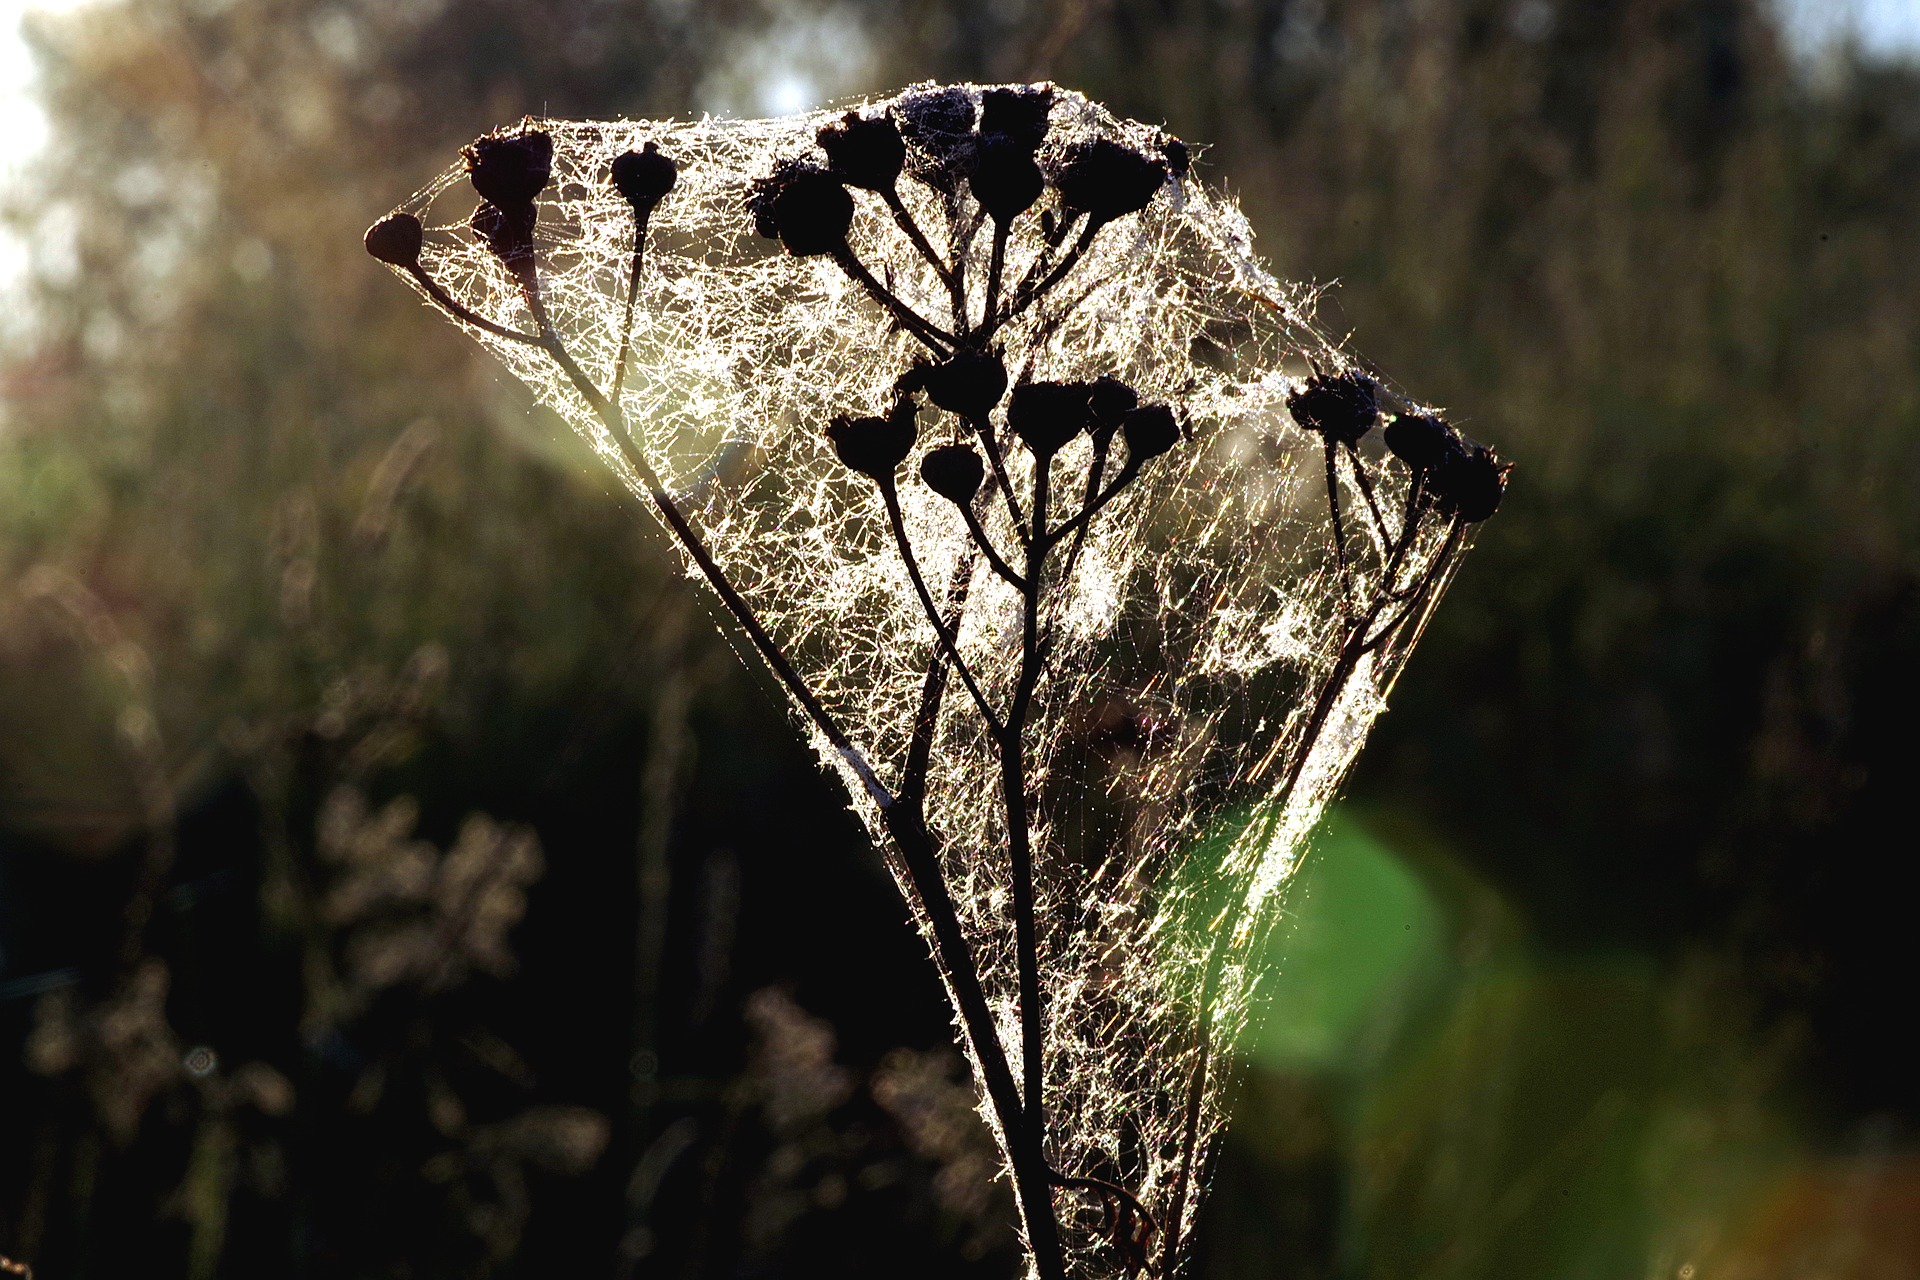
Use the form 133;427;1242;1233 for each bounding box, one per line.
382;85;1469;1278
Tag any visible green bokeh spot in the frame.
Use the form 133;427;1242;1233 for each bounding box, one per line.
1243;810;1445;1074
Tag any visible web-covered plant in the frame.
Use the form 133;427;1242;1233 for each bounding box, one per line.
365;83;1506;1280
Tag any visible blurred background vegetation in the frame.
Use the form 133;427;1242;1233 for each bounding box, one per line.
1;0;1916;1276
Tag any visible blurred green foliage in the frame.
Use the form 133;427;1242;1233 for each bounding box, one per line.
2;0;1917;1277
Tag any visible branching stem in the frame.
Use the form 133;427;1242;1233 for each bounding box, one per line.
833;246;957;355
973;417;1031;544
960;502;1027;591
989;215;1100;339
881;185;967;333
406;262;542;347
880;479;1006;739
1161;471;1455;1274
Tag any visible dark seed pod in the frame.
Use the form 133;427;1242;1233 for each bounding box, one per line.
1431;441;1508;523
892;364;929;398
817;111;906;191
749;166;854;257
892;86;977;176
1054;138;1166;226
364;213;422;267
1287;370;1379;445
1120;404;1180;463
1383;412;1459;471
463;129;552;210
825;399;918;479
471;199;537;266
1087;375;1139;439
1006;380;1093;457
612;141;677;216
921;444;985;506
921;350;1008;421
971;133;1045;224
1162;136;1190;178
978;85;1053;152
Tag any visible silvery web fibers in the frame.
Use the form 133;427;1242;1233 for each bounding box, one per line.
381;86;1467;1276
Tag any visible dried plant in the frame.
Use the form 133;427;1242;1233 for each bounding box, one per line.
367;82;1505;1279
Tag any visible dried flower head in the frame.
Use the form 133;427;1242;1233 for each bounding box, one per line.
972;133;1045;224
1120;403;1181;463
463;128;552;209
1055;137;1167;226
826;398;919;479
979;84;1055;151
1287;369;1380;444
1087;375;1139;439
892;84;977;177
1431;439;1509;522
817;110;906;191
1384;411;1458;471
921;444;986;505
920;350;1009;421
363;212;423;267
1006;379;1093;457
749;164;853;256
611;140;677;215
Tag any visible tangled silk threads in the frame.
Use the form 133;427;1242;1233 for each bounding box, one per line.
372;83;1500;1278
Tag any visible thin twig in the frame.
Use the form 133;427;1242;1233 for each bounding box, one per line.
1323;441;1354;616
1057;435;1111;587
1345;442;1391;547
1045;459;1138;549
901;555;975;802
515;276;890;810
993;207;1080;335
989;215;1099;339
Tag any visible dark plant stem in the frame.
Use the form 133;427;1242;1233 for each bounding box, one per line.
973;417;1031;542
993;208;1081;336
1004;454;1052;1121
1345;442;1389;545
1159;949;1217;1280
1058;434;1111;586
1162;486;1454;1274
1324;441;1354;614
880;479;1005;737
515;276;890;810
881;186;967;333
832;246;957;354
882;802;1066;1280
1046;458;1138;549
982;218;1010;332
406;263;543;347
1362;519;1462;653
959;502;1026;590
990;216;1100;339
901;556;974;802
611;222;648;401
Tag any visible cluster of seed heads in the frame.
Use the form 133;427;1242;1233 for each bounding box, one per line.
360;84;1505;1280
